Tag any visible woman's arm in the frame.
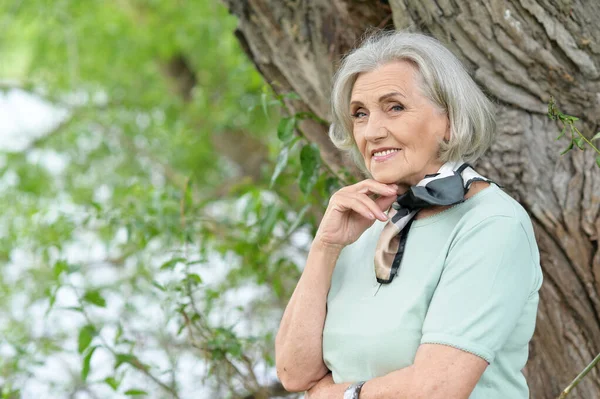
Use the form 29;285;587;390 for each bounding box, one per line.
275;241;342;391
275;180;398;392
306;344;487;399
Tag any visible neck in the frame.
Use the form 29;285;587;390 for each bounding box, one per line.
395;182;411;196
394;161;446;195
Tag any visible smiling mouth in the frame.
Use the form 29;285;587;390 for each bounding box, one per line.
372;148;401;157
371;149;401;163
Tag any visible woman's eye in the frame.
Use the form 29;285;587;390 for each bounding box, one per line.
351;111;367;119
390;104;404;112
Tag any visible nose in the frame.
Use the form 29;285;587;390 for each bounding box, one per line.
364;113;389;142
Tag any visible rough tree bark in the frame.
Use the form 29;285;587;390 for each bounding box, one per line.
221;1;600;398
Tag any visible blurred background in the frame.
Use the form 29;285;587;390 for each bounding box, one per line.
0;1;338;397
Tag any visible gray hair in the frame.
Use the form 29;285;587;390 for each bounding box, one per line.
329;31;496;174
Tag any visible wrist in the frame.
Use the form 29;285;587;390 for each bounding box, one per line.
344;381;366;399
312;237;345;254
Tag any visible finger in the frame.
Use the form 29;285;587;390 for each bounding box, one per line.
375;194;397;213
339;191;390;221
353;180;398;196
356;194;390;221
334;195;377;221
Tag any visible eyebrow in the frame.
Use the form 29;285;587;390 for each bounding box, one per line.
350;91;406;107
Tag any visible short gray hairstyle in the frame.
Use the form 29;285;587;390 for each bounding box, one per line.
329;30;496;174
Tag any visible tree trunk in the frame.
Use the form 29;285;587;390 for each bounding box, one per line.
221;0;600;397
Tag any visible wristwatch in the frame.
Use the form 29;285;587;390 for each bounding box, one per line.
343;381;366;399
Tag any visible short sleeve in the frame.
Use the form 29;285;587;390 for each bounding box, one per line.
420;216;537;363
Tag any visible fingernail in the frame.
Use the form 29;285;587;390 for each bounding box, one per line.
368;213;376;220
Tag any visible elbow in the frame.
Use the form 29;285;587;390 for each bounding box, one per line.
275;354;323;392
275;334;326;392
277;371;313;393
276;358;320;392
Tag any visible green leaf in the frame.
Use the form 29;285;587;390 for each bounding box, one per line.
124;389;148;396
46;287;58;316
298;144;321;195
270;146;289;188
160;257;185;271
151;280;166;291
114;353;147;371
258;205;280;237
324;176;341;195
574;136;585;150
265;353;275;367
299;169;319;195
81;346;98;381
555;126;566;140
53;260;69;278
104;376;120;391
277;117;296;144
114;323;123;345
300;144;321;174
115;353;137;369
61;306;84;313
285;204;310;236
83;290;107;307
591;132;600;141
78;324;96;354
261;92;269;117
596;155;600;168
185;273;202;285
560;140;574;155
294;111;311;120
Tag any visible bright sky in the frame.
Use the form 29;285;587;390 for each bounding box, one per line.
0;89;67;151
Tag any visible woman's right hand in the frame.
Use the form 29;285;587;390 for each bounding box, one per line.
314;179;399;249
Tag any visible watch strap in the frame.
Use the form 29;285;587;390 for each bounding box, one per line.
343;381;366;399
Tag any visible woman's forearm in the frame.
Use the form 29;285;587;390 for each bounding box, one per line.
275;240;343;391
307;367;417;399
307;343;487;399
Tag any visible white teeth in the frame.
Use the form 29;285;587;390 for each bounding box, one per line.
373;149;400;157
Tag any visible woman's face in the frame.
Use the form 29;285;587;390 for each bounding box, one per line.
350;60;450;191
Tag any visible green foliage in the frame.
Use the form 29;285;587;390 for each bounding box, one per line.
82;290;107;308
81;345;98;382
0;0;337;397
77;324;96;354
548;97;600;167
125;389;148;396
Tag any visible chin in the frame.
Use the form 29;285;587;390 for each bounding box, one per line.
370;171;404;185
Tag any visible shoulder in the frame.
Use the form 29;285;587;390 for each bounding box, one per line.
448;185;542;288
449;185;541;266
456;184;534;236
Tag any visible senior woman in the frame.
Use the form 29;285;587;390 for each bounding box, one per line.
275;31;543;399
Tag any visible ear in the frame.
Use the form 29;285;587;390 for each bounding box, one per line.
443;116;451;142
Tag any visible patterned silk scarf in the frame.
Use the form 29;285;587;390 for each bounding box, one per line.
374;161;495;284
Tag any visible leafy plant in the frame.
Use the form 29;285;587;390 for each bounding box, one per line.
0;1;318;397
547;97;600;168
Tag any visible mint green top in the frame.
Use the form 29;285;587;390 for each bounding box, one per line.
322;184;543;399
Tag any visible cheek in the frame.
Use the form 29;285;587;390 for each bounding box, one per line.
353;131;366;152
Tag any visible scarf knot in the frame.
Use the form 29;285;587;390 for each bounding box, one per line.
374;161;495;284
